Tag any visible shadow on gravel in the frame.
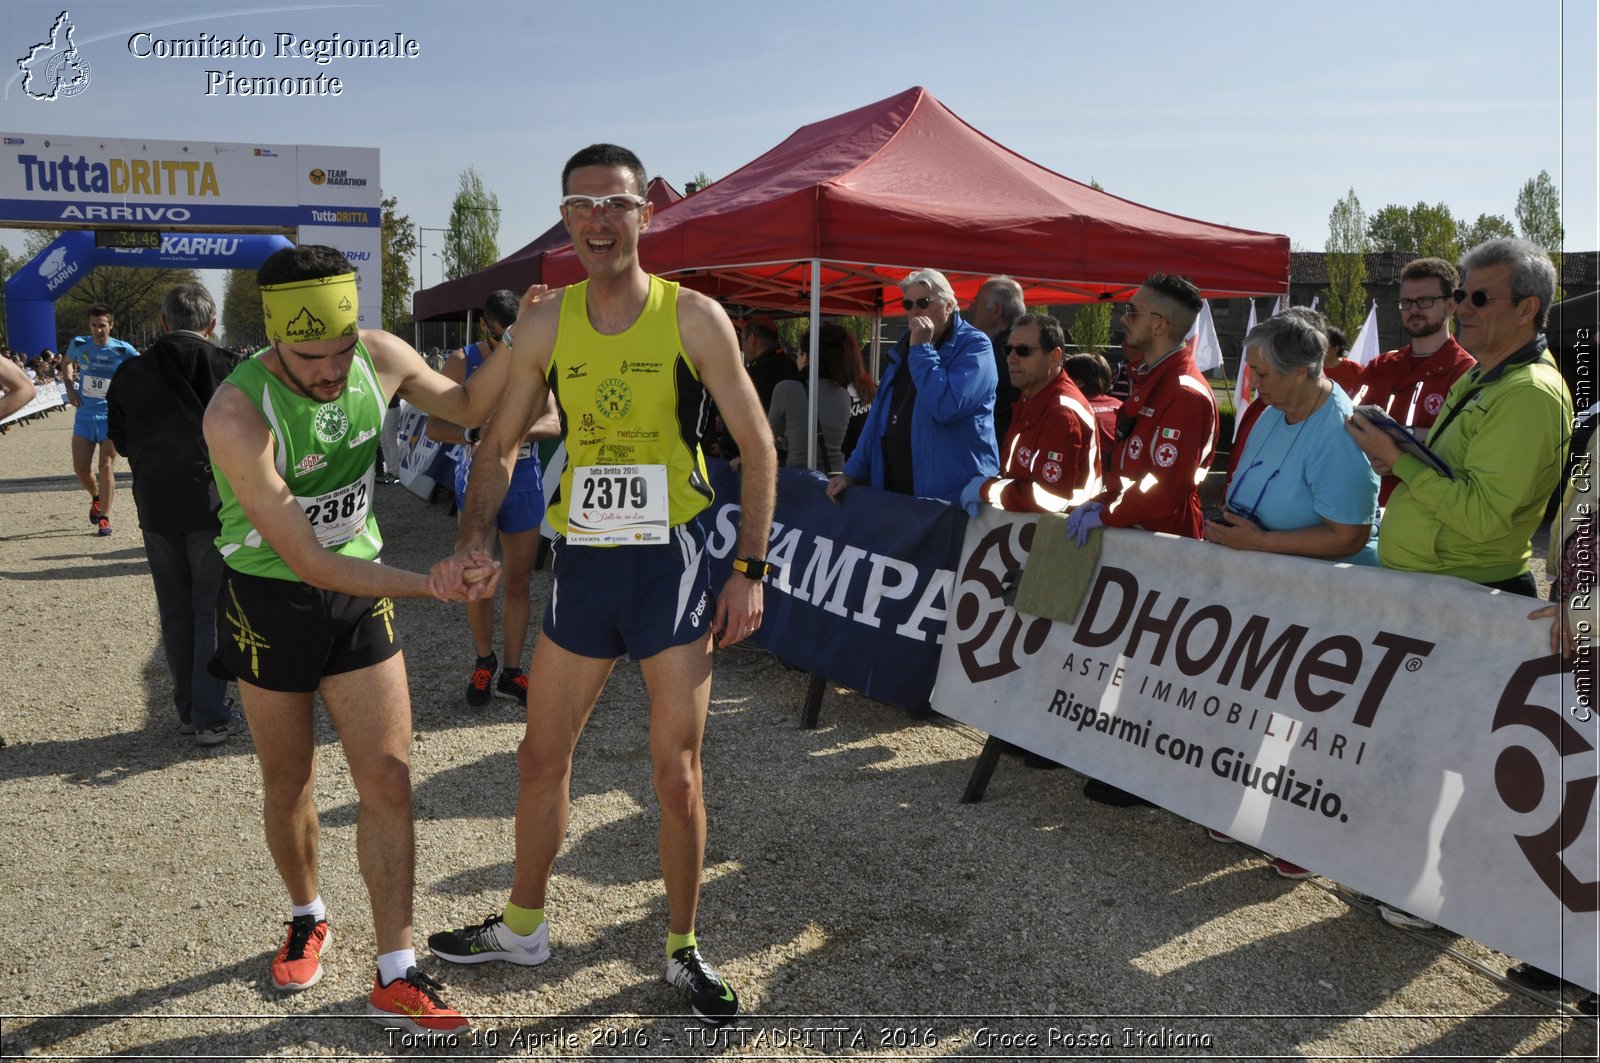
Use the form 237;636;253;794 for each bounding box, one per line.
2;958;520;1060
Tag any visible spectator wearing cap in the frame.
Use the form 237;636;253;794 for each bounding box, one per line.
827;268;998;505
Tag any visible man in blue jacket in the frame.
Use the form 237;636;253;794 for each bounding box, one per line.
826;268;998;504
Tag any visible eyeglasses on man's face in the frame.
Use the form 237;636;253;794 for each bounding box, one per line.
1397;296;1447;311
901;296;936;311
560;194;647;217
1002;343;1051;358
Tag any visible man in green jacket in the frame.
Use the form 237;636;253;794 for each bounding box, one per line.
1349;237;1572;596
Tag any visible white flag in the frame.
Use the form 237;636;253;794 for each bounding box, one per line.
1269;295;1283;319
1309;294;1321;312
1187;299;1223;372
1232;299;1259;440
1348;299;1381;367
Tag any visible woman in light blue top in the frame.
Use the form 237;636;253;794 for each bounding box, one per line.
1206;308;1379;565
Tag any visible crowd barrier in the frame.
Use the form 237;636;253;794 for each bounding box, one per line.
1;380;67;426
390;400;453;502
702;464;1597;993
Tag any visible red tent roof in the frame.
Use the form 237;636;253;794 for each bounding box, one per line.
542;87;1287;314
412;176;682;320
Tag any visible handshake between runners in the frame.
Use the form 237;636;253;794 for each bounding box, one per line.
427;547;502;602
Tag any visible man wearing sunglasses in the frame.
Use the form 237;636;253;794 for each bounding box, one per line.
426;289;562;709
959;313;1100;516
827;267;998;505
1066;272;1217;544
1352;257;1477;504
1348;238;1571;596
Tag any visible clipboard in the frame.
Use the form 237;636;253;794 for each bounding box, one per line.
1354;404;1453;479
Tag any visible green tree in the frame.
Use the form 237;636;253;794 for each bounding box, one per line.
223;270;265;349
1325;188;1369;339
1455;212;1516;250
381;194;418;332
441;167;500;281
1366;201;1457;261
1515;170;1564;299
1069;298;1113;353
685;170;712;194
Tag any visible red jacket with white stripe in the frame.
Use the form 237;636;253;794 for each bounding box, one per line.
1098;342;1217;538
978;370;1101;513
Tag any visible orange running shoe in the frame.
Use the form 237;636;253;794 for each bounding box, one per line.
368;966;470;1034
271;915;330;991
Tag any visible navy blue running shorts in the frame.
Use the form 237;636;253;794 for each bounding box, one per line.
542;519;714;661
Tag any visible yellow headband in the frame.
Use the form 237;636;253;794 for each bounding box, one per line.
261;273;359;344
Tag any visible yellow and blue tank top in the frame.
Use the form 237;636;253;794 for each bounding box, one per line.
545;276;714;537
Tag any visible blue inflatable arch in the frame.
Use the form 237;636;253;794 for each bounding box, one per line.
5;229;293;356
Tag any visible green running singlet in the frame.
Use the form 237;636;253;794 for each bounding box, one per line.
214;342;386;581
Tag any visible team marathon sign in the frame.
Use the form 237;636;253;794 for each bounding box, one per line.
934;511;1598;992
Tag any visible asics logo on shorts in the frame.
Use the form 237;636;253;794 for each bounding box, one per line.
372;597;396;642
689;591;708;629
226;579;271;678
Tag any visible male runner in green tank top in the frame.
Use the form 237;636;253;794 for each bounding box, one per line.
427;144;777;1026
205;244;530;1035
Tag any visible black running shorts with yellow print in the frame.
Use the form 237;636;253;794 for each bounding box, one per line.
210;569;402;692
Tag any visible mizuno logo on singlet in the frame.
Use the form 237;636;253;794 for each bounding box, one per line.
566;362;587;378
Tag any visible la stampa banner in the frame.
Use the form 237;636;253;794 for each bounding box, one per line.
704;461;967;710
934;511;1599;992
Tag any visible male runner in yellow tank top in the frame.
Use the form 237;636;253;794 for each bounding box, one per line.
427;144;776;1026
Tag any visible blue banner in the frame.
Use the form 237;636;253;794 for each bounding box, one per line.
704;460;968;710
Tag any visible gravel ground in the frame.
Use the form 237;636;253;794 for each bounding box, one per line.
0;409;1595;1061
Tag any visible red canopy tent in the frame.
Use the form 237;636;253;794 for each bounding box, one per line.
412;176;682;321
540;86;1288;313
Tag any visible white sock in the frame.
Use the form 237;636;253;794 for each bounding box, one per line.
377;949;416;985
290;897;326;922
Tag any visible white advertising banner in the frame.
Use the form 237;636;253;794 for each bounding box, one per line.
391;400;445;501
0;133;378;235
0;381;67;425
934;511;1599;992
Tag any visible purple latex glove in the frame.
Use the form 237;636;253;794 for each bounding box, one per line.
1065;501;1104;546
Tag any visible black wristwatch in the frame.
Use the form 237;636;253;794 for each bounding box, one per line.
463;426;482;445
732;557;775;581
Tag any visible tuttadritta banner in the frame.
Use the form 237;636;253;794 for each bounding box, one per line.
703;461;967;710
934;510;1598;992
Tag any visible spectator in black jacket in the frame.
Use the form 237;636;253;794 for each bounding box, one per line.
106;283;239;746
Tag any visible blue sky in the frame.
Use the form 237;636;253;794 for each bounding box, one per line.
1;0;1594;315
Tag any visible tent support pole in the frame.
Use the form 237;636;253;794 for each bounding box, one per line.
805;258;821;472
